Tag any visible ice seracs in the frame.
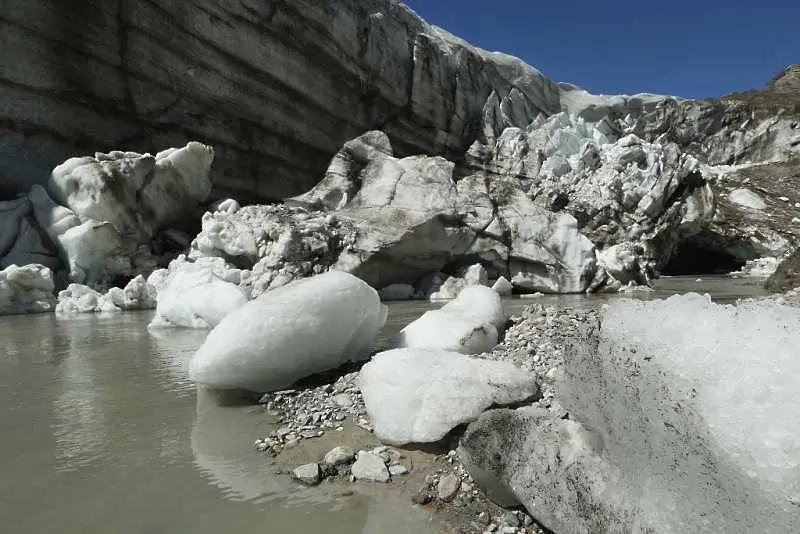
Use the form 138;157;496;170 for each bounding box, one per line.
359;348;539;445
394;285;505;354
190;271;387;393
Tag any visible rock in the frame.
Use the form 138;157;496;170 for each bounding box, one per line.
389;464;409;476
411;489;434;505
0;264;56;315
0;197;61;271
292;463;321;486
394;286;505;354
322;446;355;467
491;276;514;297
728;188;767;210
1;0;558;203
378;284;417;301
766;247;800;291
461;294;800;533
190;271;387;393
351;452;390;483
332;393;353;408
149;260;248;329
437;474;461;501
359;348;539;445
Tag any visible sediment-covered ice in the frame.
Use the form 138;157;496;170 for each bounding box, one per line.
562;293;800;532
190;271;387;393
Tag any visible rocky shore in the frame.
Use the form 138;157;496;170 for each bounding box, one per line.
248;303;594;534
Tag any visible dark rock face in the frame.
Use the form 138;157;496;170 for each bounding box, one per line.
0;0;558;202
767;247;800;291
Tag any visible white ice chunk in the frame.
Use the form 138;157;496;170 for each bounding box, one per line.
359;348;538;445
395;286;505;354
0;264;56;315
149;263;248;329
491;276;514;296
190;271;387;393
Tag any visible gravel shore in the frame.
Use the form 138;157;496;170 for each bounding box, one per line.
252;303;598;533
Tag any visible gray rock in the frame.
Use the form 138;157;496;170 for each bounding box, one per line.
388;464;409;476
351;452;390;483
322;446;356;467
436;474;461;502
292;463;321;486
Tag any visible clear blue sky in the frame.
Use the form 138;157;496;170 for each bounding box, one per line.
404;0;799;99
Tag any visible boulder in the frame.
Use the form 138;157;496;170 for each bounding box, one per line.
460;294;800;533
190;271;387;393
766;247;800;291
0;264;56;315
394;286;505;354
359;348;538;445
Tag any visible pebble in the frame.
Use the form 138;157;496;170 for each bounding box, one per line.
389;464;409;476
322;445;355;467
292;463;321;486
351;452;390;483
437;474;461;501
503;511;521;527
333;393;353;408
411;489;433;505
500;527;518;534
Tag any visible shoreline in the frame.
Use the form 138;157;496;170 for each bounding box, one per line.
252;303;593;534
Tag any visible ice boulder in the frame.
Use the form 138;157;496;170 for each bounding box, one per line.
55;275;157;315
394;286;505;354
190;271;387;393
149;263;248;329
359;348;539;445
0;264;56;315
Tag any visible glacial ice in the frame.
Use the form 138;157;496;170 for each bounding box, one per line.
564;293;800;532
394;286;506;354
359;348;538;445
190;271;387;393
0;264;56;315
149;263;248;329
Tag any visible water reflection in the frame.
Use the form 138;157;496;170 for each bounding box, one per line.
52;342;105;472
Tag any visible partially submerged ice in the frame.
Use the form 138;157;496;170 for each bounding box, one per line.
149;262;248;329
359;348;538;445
394;286;505;354
190;271;387;393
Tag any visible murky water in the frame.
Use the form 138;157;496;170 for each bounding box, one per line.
0;275;769;533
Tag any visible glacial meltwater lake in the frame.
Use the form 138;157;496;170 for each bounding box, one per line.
0;275;769;533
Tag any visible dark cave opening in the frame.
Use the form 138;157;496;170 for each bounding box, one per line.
662;242;748;276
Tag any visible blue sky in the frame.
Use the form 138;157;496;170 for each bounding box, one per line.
403;0;799;99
